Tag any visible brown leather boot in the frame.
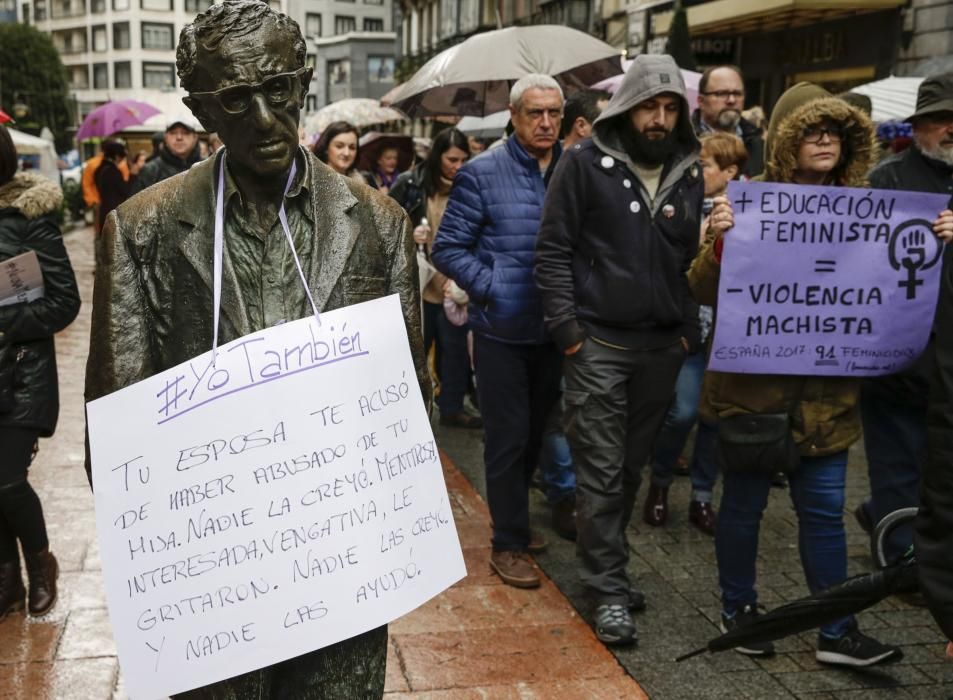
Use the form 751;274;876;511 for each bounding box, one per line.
642;485;669;527
24;550;58;617
0;560;26;621
689;500;718;536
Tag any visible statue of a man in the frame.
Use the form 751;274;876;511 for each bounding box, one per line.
84;1;427;696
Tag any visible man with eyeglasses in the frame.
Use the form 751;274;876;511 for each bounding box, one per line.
131;114;202;195
692;65;764;178
859;74;953;569
432;74;565;590
84;1;427;696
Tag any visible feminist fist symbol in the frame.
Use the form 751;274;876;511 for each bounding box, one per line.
889;220;943;300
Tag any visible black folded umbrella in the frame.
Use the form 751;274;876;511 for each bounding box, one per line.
677;508;919;662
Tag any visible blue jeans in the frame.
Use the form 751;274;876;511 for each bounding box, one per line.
540;427;575;505
650;352;718;502
716;451;853;639
860;377;926;563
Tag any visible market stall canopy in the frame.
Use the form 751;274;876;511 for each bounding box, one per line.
592;62;701;106
304;98;407;136
850;76;924;123
8;128;60;183
651;0;905;36
383;25;624;117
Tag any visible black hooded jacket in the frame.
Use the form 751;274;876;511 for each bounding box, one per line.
536;54;703;352
0;172;81;435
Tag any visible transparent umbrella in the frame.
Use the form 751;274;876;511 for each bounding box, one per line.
304;98;406;137
383;25;623;117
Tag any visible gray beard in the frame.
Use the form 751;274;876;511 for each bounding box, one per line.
716;109;741;130
917;140;953;167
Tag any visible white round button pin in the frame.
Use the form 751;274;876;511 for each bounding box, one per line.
630;201;641;213
623;179;631;188
600;156;615;169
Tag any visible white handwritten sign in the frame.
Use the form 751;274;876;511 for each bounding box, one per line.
88;295;465;700
0;250;44;307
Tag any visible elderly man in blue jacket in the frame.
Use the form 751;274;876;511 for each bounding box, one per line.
432;74;564;590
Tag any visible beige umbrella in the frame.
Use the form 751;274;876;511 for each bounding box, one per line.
383;25;623;117
304;98;407;136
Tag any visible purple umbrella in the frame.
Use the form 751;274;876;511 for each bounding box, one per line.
76;99;162;141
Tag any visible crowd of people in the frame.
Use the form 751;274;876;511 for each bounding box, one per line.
2;4;953;691
429;59;953;669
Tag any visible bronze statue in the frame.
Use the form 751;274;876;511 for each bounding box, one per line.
84;1;427;696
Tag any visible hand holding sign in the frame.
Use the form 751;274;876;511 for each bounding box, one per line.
933;209;953;242
707;196;735;238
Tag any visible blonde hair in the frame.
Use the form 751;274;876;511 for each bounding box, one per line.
700;132;748;173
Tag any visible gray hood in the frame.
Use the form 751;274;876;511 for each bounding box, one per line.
592;54;700;169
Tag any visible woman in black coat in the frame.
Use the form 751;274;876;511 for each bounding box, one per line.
0;124;80;619
389;128;480;429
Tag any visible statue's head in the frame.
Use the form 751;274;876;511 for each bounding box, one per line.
178;0;311;181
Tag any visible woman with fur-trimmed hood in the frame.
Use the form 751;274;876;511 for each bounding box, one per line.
688;83;908;666
0;124;80;622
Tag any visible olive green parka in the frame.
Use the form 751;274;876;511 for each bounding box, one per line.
689;83;877;457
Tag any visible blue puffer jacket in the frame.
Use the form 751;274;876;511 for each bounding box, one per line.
431;137;560;344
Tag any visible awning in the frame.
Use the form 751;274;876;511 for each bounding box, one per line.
652;0;904;36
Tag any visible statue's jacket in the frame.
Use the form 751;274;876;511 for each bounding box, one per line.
84;148;429;482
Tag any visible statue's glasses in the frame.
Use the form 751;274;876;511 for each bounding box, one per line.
191;68;309;115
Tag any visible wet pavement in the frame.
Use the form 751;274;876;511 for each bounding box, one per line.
439;413;953;698
0;226;643;699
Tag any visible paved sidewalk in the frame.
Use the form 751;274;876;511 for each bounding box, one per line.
0;226;644;699
438;423;953;699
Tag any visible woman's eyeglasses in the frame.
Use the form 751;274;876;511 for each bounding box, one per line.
801;125;844;144
191;68;309;115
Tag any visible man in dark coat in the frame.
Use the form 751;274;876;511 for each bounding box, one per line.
917;242;953;648
84;2;426;697
861;74;953;563
691;65;764;178
432;73;564;591
131;114;202;194
536;54;702;646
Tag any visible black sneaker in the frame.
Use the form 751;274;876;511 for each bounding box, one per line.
816;627;902;667
594;603;637;645
719;604;775;656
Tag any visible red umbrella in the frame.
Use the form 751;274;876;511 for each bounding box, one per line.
0;109;12;124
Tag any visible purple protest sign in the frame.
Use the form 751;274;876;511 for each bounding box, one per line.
707;181;948;376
